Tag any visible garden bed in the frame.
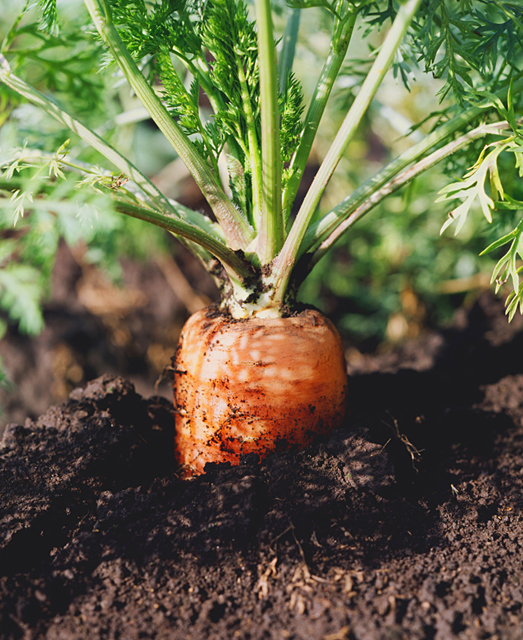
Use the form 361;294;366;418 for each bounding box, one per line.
1;293;523;640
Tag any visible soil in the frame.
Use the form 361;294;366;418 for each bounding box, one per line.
2;293;523;640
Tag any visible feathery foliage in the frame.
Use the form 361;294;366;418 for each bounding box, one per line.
2;0;523;330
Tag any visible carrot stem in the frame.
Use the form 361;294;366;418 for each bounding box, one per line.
281;10;357;222
271;0;423;305
306;120;514;275
83;0;254;251
254;0;284;264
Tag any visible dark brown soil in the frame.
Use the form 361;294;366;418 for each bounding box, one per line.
2;293;523;640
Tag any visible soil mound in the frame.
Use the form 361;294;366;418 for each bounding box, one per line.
1;294;523;640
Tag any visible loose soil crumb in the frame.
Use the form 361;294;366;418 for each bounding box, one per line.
1;294;523;640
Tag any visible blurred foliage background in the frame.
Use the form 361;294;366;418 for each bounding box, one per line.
0;0;518;425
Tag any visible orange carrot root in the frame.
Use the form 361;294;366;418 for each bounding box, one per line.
174;307;348;477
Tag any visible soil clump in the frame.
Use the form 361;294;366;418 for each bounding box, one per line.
1;293;523;640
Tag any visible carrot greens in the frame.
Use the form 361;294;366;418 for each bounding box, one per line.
2;0;523;322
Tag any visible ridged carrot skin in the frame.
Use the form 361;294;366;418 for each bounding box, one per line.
174;307;348;477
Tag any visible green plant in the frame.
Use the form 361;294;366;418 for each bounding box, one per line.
2;0;523;472
2;0;523;321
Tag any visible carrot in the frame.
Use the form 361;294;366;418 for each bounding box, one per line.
174;307;347;477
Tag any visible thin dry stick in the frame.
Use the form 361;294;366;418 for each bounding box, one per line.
156;257;211;314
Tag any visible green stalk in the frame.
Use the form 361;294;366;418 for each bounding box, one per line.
0;10;25;53
272;0;422;303
0;55;250;280
302;67;523;256
0;59;169;213
0;61;228;244
111;198;253;281
254;0;284;264
83;0;254;251
282;10;357;220
278;8;301;95
60;157;225;242
188;56;244;165
236;54;263;226
304;111;485;252
305;120;512;274
0;188;234;273
161;54;221;179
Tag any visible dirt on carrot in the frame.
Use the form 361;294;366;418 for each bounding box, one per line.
174;306;347;477
1;293;523;640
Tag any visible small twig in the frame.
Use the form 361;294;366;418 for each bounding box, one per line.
288;520;328;583
156;257;210;315
289;521;309;575
269;524;294;550
372;437;392;456
381;412;423;471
